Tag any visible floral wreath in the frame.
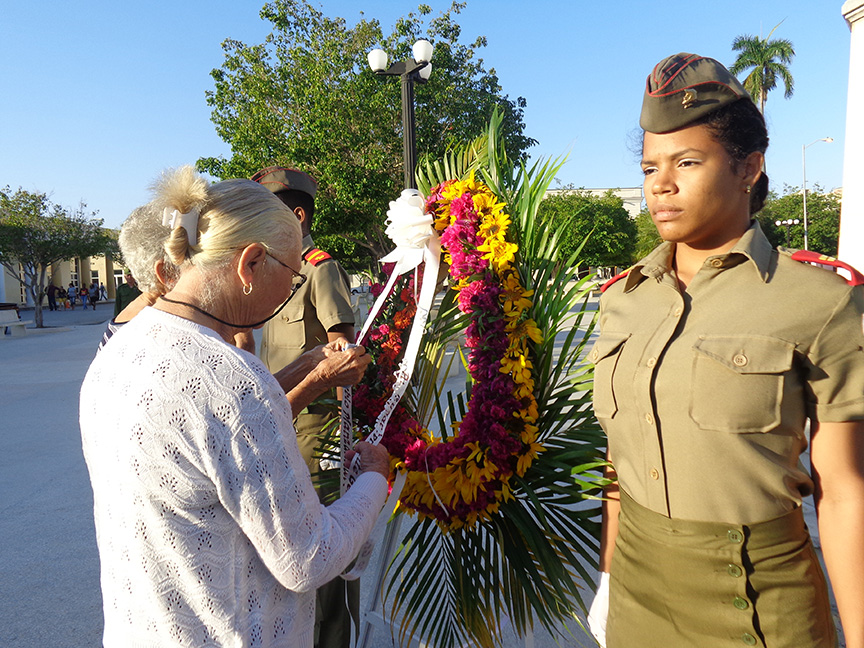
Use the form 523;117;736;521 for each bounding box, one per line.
353;173;543;532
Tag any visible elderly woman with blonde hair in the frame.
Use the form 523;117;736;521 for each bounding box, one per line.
80;166;389;648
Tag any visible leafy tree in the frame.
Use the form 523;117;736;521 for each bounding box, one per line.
755;184;840;255
634;206;662;261
536;189;636;270
0;187;115;328
729;23;795;115
198;0;535;269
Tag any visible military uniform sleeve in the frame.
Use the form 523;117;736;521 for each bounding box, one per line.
806;286;864;422
309;260;355;332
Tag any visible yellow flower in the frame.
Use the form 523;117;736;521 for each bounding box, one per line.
510;360;534;388
507;318;543;344
478;209;511;242
478;238;518;270
516;441;544;476
442;171;481;202
500;272;533;314
474;190;507;217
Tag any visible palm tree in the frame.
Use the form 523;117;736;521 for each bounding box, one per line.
730;22;795;114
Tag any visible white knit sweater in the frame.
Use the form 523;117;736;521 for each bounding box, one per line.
80;308;387;648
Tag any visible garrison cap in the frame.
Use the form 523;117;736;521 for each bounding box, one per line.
251;166;317;199
640;53;751;133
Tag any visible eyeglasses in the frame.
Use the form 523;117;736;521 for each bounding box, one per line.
266;252;308;298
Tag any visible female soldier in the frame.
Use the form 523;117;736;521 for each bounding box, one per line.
589;53;864;647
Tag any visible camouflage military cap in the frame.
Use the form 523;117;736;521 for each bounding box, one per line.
640;53;752;133
251;166;317;199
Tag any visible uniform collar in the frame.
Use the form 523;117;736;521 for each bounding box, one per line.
301;234;315;255
624;241;674;292
625;220;771;292
726;220;772;283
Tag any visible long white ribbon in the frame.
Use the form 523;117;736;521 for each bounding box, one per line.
339;189;441;580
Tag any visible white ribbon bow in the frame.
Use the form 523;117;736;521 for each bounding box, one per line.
161;207;199;246
380;189;435;273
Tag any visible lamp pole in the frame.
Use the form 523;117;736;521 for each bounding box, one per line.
802;137;833;250
775;218;800;247
368;40;434;190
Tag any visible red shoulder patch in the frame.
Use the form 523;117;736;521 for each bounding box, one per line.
304;248;332;266
790;250;864;287
600;268;632;293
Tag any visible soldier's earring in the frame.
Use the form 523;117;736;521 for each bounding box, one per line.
243;284;253;296
744;184;752;194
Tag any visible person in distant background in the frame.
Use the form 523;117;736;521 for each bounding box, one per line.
113;270;141;317
46;282;58;311
89;281;99;309
67;282;77;310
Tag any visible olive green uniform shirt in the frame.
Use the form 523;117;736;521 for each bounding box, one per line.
593;221;864;524
259;235;355;469
114;282;142;317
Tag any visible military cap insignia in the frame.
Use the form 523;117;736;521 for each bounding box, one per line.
304;248;332;266
789;250;864;286
682;88;698;109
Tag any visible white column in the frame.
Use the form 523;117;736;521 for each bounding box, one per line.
839;1;864;271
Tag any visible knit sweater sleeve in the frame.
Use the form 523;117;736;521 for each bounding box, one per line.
195;343;387;593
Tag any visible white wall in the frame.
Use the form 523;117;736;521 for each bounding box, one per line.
839;1;864;273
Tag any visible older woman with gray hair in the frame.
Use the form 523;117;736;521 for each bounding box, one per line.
100;203;177;348
80;166;389;648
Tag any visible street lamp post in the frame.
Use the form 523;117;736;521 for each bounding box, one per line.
802;137;833;250
775;218;800;247
368;40;434;190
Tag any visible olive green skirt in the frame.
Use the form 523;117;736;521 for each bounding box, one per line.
607;491;837;648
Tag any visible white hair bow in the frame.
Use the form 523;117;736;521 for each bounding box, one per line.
162;207;199;246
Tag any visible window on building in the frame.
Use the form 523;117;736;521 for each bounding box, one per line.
70;258;80;288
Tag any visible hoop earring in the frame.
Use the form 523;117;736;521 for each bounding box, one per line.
243;284;253;296
745;185;752;194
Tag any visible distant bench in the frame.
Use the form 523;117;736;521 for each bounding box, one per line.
0;307;31;337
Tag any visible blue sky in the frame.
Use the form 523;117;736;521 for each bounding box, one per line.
1;1;853;229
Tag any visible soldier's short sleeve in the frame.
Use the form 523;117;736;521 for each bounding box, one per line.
807;286;864;422
309;260;355;332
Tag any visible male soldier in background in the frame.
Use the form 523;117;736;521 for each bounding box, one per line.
250;166;357;648
113;270;141;317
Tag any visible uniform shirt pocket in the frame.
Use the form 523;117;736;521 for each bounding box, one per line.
689;335;795;433
590;332;631;420
272;300;307;350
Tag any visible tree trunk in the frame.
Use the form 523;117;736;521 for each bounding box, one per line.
34;265;46;328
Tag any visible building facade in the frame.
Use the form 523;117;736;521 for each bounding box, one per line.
1;255;120;306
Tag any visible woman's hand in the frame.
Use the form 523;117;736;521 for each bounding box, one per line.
353;441;390;479
280;344;371;414
313;344;371;389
